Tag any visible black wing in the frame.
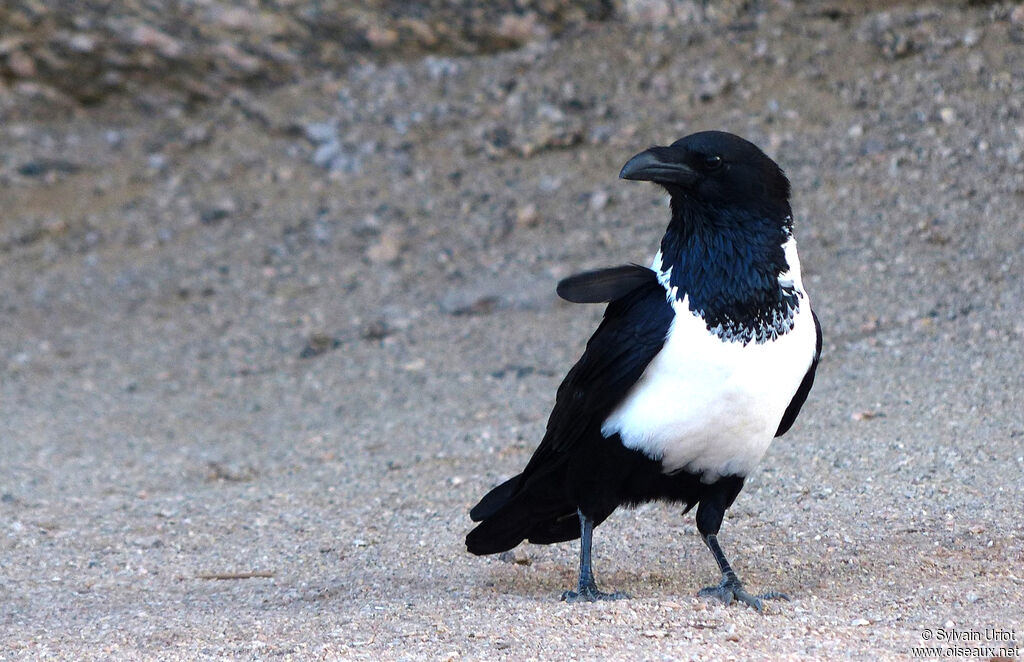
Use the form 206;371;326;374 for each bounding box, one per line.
521;270;674;476
775;309;822;437
556;264;656;303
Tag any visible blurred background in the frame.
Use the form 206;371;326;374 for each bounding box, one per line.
2;1;1023;658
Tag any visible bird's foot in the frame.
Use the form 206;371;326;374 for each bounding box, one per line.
561;582;630;603
698;577;789;612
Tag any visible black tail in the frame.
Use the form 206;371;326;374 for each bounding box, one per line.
465;466;579;555
469;475;521;523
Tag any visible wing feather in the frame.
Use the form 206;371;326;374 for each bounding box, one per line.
775;309;822;437
556;264;656;304
522;271;673;475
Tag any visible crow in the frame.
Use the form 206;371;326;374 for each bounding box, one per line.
466;131;822;610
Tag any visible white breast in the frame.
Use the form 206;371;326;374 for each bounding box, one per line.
601;238;816;482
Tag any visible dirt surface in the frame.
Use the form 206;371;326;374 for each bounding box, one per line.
2;1;1024;660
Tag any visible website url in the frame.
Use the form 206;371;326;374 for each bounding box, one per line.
911;645;1020;658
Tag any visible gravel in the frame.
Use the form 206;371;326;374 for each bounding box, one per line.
1;1;1023;660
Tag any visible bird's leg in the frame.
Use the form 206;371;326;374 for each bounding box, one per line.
694;485;788;612
560;509;629;603
698;533;790;612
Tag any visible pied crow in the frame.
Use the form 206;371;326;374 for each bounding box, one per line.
466;131;822;611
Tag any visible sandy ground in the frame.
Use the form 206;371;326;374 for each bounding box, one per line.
2;2;1024;660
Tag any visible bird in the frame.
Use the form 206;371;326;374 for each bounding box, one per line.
465;130;822;611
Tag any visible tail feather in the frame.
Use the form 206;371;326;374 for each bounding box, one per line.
469;474;521;522
524;512;580;545
466;502;543;555
466;465;575;555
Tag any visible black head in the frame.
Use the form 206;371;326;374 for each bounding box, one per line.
619;131;791;220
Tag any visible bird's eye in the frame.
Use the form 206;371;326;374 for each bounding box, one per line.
704;155;723;170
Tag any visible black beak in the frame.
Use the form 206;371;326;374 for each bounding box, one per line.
619;148;697;186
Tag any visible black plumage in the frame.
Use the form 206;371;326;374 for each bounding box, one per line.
466;131;822;610
555;264;655;304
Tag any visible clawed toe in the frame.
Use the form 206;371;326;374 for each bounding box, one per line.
699;578;789;612
561;584;630;603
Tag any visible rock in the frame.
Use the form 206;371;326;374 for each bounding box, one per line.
515;203;540;229
361;319;392;341
0;0;617;111
694;68;738;102
615;0;705;26
365;25;399;49
491;12;548;46
17;159;79;177
215;7;276;32
67;33;97;53
130;535;164;549
199;199;237;225
299;333;340;359
440;290;501;316
498;549;531;565
398;18;439;49
365;229;403;265
129;24;183;59
213;42;262;74
7;49;36;77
